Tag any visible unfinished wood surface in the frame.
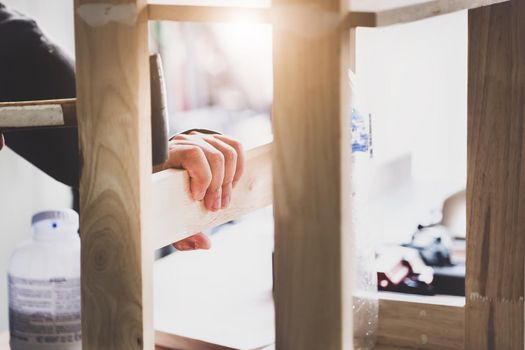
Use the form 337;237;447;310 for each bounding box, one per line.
349;0;510;27
466;1;525;349
377;297;465;349
151;143;272;248
0;98;76;130
147;0;509;28
148;3;271;23
74;0;154;349
272;0;353;348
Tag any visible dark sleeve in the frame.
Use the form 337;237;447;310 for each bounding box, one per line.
0;4;79;188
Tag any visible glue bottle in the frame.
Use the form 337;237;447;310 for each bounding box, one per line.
349;70;378;349
8;210;81;350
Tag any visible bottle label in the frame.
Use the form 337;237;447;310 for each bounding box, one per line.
8;275;81;346
352;108;373;158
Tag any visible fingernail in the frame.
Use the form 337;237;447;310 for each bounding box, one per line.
213;197;221;211
222;195;230;209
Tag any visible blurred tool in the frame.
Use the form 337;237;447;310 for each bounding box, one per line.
0;54;169;166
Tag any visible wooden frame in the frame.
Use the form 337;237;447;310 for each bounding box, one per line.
67;0;525;349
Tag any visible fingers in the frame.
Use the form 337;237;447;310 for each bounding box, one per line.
173;232;211;251
0;133;4;151
167;132;245;211
203;137;237;209
171;138;224;211
172;144;212;201
213;135;245;187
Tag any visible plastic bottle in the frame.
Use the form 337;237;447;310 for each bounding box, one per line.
8;210;81;350
349;70;379;349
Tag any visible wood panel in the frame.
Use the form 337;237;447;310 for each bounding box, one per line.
272;0;353;348
151;143;272;248
466;1;525;349
377;297;465;350
148;4;271;23
349;0;510;27
74;0;154;349
0;98;76;130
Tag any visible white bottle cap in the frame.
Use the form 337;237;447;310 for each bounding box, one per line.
32;209;79;226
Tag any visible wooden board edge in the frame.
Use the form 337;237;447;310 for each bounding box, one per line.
151;143;272;248
349;0;510;27
147;4;271;23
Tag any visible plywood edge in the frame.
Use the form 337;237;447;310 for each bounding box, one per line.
151;143;272;248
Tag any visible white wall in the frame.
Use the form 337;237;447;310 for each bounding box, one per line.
357;11;467;189
0;0;74;331
357;12;468;243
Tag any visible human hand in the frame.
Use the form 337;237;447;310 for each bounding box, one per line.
154;131;245;250
0;133;4;151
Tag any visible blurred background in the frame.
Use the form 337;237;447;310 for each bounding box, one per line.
0;0;466;332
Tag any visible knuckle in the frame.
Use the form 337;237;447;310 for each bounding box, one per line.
202;172;212;185
230;139;243;151
186;145;204;158
209;151;225;165
224;147;237;162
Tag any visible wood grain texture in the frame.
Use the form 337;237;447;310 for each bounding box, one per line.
377;298;465;350
272;0;353;348
466;1;525;349
74;0;154;349
148;3;271;23
151;143;272;248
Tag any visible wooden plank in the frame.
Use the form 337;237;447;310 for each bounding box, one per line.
272;0;353;348
466;1;525;349
377;298;465;350
148;3;271;23
148;0;510;27
74;0;154;349
349;0;510;27
151;143;272;249
0;98;76;130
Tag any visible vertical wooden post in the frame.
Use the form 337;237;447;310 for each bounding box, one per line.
272;1;353;349
74;0;153;349
466;1;525;348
